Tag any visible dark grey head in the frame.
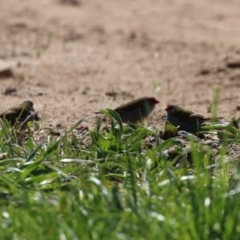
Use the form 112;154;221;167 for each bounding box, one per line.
22;100;34;112
165;104;180;114
147;97;160;105
23;100;34;108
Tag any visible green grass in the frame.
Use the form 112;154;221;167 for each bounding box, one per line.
0;112;240;240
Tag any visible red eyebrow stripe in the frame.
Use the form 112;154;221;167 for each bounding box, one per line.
152;98;160;104
165;105;172;111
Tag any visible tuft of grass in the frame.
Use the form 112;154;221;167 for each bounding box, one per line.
0;111;239;239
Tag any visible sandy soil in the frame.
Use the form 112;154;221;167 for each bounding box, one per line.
1;0;240;129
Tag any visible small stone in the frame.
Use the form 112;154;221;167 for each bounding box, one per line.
60;0;81;6
0;60;14;79
4;87;17;95
199;69;210;75
0;152;7;160
226;61;240;68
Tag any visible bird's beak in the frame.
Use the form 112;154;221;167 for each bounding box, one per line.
152;98;160;104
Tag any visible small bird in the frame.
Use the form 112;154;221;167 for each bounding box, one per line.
96;97;160;123
114;97;160;123
0;100;36;129
165;104;211;134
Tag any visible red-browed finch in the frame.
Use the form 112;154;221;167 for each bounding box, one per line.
0;100;36;129
113;97;160;123
165;104;211;133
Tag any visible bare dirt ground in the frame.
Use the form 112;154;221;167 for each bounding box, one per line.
1;0;240;129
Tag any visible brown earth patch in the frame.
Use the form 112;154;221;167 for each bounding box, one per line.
0;0;240;130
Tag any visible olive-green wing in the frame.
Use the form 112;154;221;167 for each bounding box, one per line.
0;104;29;118
114;97;147;113
172;107;205;121
189;113;207;120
